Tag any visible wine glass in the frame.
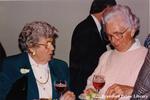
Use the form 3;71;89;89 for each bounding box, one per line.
54;80;67;97
93;75;105;93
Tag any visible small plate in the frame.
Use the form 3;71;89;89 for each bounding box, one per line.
78;93;87;100
79;93;103;100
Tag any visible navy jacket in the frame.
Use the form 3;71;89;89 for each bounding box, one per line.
0;52;69;100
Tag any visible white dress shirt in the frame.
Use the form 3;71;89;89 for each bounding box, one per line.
91;14;103;40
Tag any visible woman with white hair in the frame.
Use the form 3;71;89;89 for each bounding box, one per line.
85;5;148;100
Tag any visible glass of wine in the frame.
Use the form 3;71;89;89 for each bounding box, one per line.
54;80;67;97
93;75;105;93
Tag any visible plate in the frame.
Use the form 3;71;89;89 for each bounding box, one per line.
78;93;87;100
78;93;102;100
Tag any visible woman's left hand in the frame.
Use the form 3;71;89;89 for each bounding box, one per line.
60;91;75;100
105;83;133;100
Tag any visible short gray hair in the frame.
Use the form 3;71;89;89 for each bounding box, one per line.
18;21;58;52
102;5;140;36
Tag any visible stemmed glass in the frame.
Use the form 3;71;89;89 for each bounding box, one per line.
92;75;105;93
54;80;67;97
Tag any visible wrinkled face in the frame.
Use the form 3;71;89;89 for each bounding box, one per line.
105;17;134;51
30;37;54;64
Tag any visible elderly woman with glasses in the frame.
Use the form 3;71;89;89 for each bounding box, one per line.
84;5;148;100
0;21;75;100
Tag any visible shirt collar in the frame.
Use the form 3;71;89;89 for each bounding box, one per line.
91;14;101;32
127;39;141;52
115;39;141;53
28;54;48;68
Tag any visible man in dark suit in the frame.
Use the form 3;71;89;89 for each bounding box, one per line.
69;0;116;98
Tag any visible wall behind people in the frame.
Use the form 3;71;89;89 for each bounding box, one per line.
0;0;149;63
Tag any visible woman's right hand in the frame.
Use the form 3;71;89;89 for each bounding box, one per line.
60;91;75;100
105;83;133;100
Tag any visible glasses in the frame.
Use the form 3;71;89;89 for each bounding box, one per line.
107;28;128;40
35;41;53;49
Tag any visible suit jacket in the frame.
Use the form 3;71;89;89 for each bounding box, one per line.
0;52;69;100
69;15;108;96
131;49;150;100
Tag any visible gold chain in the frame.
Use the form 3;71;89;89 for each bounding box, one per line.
35;70;49;84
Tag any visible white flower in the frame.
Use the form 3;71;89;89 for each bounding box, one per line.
20;68;30;74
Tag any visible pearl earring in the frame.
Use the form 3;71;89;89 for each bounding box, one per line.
29;49;36;56
32;51;36;56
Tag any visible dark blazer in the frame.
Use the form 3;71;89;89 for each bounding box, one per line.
69;15;108;97
0;52;69;100
131;49;150;100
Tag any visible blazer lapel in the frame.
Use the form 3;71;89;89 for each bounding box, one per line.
22;53;39;100
27;69;39;100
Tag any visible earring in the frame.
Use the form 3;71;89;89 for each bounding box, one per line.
32;51;36;56
29;49;36;56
